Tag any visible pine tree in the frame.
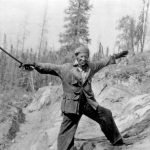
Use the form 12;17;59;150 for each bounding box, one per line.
59;0;92;51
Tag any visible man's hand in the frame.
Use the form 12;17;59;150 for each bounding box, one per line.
113;51;128;59
23;64;35;71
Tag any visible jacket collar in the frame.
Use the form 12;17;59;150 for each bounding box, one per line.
73;59;79;67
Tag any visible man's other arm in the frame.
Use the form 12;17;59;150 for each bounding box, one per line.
34;63;62;77
23;62;63;77
92;56;116;74
92;51;128;74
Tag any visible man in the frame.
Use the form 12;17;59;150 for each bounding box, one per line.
24;45;128;150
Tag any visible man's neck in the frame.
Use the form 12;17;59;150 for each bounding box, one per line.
78;64;89;72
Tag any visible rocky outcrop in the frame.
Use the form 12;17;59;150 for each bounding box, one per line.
0;106;25;150
9;82;150;150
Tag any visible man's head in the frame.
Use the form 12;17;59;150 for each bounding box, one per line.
75;45;90;67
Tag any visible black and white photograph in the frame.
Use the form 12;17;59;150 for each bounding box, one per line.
0;0;150;149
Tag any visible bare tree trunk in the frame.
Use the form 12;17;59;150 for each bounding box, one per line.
106;47;109;57
38;0;48;60
137;42;139;52
1;33;7;89
142;0;149;51
141;0;149;52
22;15;29;52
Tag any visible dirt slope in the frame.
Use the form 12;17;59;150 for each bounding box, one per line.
8;51;150;150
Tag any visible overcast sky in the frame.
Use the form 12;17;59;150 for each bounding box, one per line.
0;0;144;55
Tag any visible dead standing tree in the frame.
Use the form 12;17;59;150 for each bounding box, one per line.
136;0;149;52
0;34;7;89
36;0;49;89
38;0;49;60
21;15;29;52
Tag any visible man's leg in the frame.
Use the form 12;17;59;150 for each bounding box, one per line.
57;113;81;150
83;103;122;145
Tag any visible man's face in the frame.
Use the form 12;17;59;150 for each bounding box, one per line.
76;53;89;66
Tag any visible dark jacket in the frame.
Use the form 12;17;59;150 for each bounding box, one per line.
34;57;115;115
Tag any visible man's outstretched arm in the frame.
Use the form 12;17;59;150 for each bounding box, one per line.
23;62;62;77
92;51;128;74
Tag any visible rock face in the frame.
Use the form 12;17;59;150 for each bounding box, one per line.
9;52;150;150
9;85;63;150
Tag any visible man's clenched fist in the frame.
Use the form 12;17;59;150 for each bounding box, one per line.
23;64;35;71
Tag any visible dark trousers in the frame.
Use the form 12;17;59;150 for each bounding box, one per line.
57;103;122;150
